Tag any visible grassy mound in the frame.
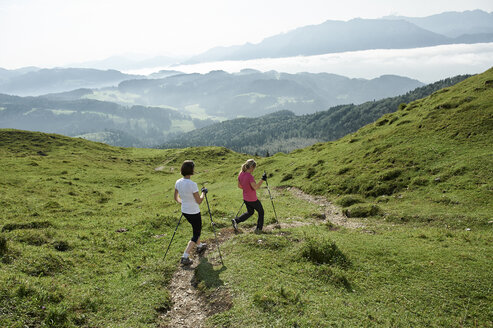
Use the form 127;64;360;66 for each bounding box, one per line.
266;68;493;227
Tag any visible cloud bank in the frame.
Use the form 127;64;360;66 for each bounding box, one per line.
135;43;493;83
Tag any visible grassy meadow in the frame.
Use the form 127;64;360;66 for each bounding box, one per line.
272;68;493;229
1;67;492;327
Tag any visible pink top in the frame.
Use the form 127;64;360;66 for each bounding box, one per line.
238;171;257;201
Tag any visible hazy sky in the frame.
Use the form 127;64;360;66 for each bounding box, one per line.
1;0;493;69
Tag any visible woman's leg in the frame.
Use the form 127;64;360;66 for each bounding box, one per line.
183;213;202;256
184;237;204;256
235;201;255;224
184;240;195;255
249;200;264;230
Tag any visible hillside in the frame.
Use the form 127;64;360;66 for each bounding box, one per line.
0;93;214;147
186;11;493;64
267;67;493;226
0;69;492;327
110;70;423;119
162;74;470;154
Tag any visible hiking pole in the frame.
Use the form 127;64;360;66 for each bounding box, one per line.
163;214;183;261
203;188;224;265
234;201;244;218
264;171;280;227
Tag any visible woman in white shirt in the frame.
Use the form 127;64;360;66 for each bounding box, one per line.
174;160;207;266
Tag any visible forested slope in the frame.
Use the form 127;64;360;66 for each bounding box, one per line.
162;75;470;154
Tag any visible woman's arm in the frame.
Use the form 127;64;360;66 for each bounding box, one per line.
174;189;181;204
193;191;204;204
250;179;264;190
238;181;243;189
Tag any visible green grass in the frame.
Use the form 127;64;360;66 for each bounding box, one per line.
212;225;492;327
0;130;321;327
0;132;177;327
1;68;493;327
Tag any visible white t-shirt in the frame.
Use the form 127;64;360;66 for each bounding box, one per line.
175;178;200;214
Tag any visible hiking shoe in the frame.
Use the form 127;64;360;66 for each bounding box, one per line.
180;257;193;266
196;243;207;254
254;228;263;234
231;218;238;231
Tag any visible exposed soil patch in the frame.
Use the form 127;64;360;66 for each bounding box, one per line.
160;256;209;328
286;187;366;229
159;235;231;328
264;219;312;231
155;158;177;172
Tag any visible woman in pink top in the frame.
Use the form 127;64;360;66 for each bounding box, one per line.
232;159;267;233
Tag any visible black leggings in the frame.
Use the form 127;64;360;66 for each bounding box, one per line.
183;212;202;243
236;200;264;230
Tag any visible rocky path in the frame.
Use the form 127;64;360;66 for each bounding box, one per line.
160;257;208;328
159;232;229;328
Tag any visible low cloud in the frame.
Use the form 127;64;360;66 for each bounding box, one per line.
138;43;493;83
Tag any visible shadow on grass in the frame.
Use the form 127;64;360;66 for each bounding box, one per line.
194;257;227;289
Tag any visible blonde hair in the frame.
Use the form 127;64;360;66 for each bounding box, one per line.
240;159;256;173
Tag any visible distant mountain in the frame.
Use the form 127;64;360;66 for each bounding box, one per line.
40;88;94;101
70;54;186;71
185;11;493;64
111;70;423;119
0;67;426;146
160;74;470;154
383;10;493;38
0;68;143;96
186;19;448;63
148;70;183;79
0;94;213;147
0;67;39;83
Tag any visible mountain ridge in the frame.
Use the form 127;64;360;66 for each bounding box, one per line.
113;70;423;118
185;10;493;64
0;67;143;96
383;9;493;37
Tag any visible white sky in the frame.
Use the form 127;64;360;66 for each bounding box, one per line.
1;0;493;69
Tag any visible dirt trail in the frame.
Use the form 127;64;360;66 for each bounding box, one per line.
159;229;231;328
160;257;208;328
287;187;366;229
160;187;363;327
